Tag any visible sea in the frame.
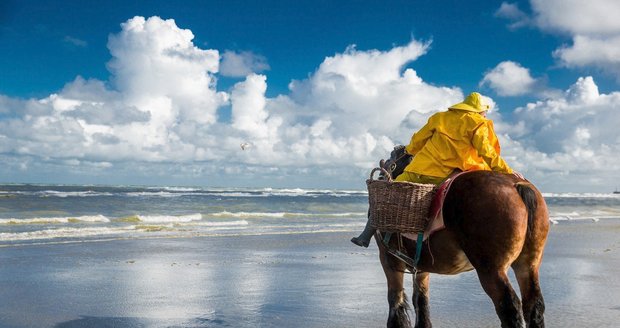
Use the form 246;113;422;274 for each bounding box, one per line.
1;183;620;247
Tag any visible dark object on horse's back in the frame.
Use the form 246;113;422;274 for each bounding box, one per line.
381;145;411;179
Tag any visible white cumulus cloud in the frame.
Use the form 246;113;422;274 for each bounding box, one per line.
553;35;620;74
495;2;532;30
220;50;270;77
505;76;620;191
498;1;620;80
530;0;620;36
481;61;537;96
0;16;466;187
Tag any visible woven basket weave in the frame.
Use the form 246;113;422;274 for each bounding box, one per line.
366;167;436;233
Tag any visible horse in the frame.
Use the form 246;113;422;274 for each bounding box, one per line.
375;146;549;328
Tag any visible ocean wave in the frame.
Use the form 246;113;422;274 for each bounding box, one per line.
0;219;254;242
125;191;199;198
195;190;362;198
148;186;203;192
0;215;110;225
144;187;367;198
548;209;620;223
2;190;114;198
543;192;620;198
203;192;269;198
329;212;367;217
209;211;366;219
210;211;288;218
180;220;249;227
37;191;113;197
329;222;367;228
0;226;133;241
260;188;367;197
135;213;203;223
260;188;325;197
1;184;368;199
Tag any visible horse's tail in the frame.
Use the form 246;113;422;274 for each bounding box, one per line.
515;181;538;233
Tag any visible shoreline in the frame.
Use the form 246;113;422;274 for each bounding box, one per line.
0;219;619;327
1;216;616;249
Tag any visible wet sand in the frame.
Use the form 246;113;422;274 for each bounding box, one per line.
0;219;619;327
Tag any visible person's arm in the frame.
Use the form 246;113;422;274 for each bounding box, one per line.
471;120;513;174
405;118;434;155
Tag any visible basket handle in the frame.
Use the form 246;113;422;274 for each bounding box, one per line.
370;167;393;182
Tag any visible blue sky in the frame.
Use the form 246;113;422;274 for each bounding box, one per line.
1;0;620;192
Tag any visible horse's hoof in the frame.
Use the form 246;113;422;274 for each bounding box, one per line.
351;237;369;248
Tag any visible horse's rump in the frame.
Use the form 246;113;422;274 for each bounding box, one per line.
442;171;533;236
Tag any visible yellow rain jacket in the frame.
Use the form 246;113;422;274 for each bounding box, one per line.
403;108;513;178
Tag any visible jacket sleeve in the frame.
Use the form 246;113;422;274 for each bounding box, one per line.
471;120;513;174
405;117;434;155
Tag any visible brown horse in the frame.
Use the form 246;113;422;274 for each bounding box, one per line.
377;154;549;327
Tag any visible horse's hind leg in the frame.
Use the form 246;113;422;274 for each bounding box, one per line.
476;269;525;328
512;235;546;328
412;272;431;328
379;243;411;328
512;260;545;328
512;191;548;328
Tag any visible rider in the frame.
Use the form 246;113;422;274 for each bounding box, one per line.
352;92;519;247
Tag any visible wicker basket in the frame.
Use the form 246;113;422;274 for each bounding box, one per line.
367;167;436;233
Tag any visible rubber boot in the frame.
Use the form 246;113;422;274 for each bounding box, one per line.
351;221;376;248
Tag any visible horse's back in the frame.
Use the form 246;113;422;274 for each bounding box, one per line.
443;171;529;229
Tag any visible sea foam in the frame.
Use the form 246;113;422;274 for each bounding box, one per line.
136;213;203;223
0;215;110;225
0;226;132;241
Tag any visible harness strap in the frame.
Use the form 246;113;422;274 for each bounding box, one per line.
414;232;424;266
382;231;392;245
381;231;424;270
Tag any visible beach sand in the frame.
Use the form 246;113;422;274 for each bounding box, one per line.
0;219;619;327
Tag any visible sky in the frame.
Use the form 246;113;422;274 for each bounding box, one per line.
1;0;620;192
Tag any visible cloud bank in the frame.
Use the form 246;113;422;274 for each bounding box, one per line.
2;13;620;191
502;76;620;191
0;16;463;187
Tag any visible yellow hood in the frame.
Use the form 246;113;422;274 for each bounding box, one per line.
449;92;490;113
